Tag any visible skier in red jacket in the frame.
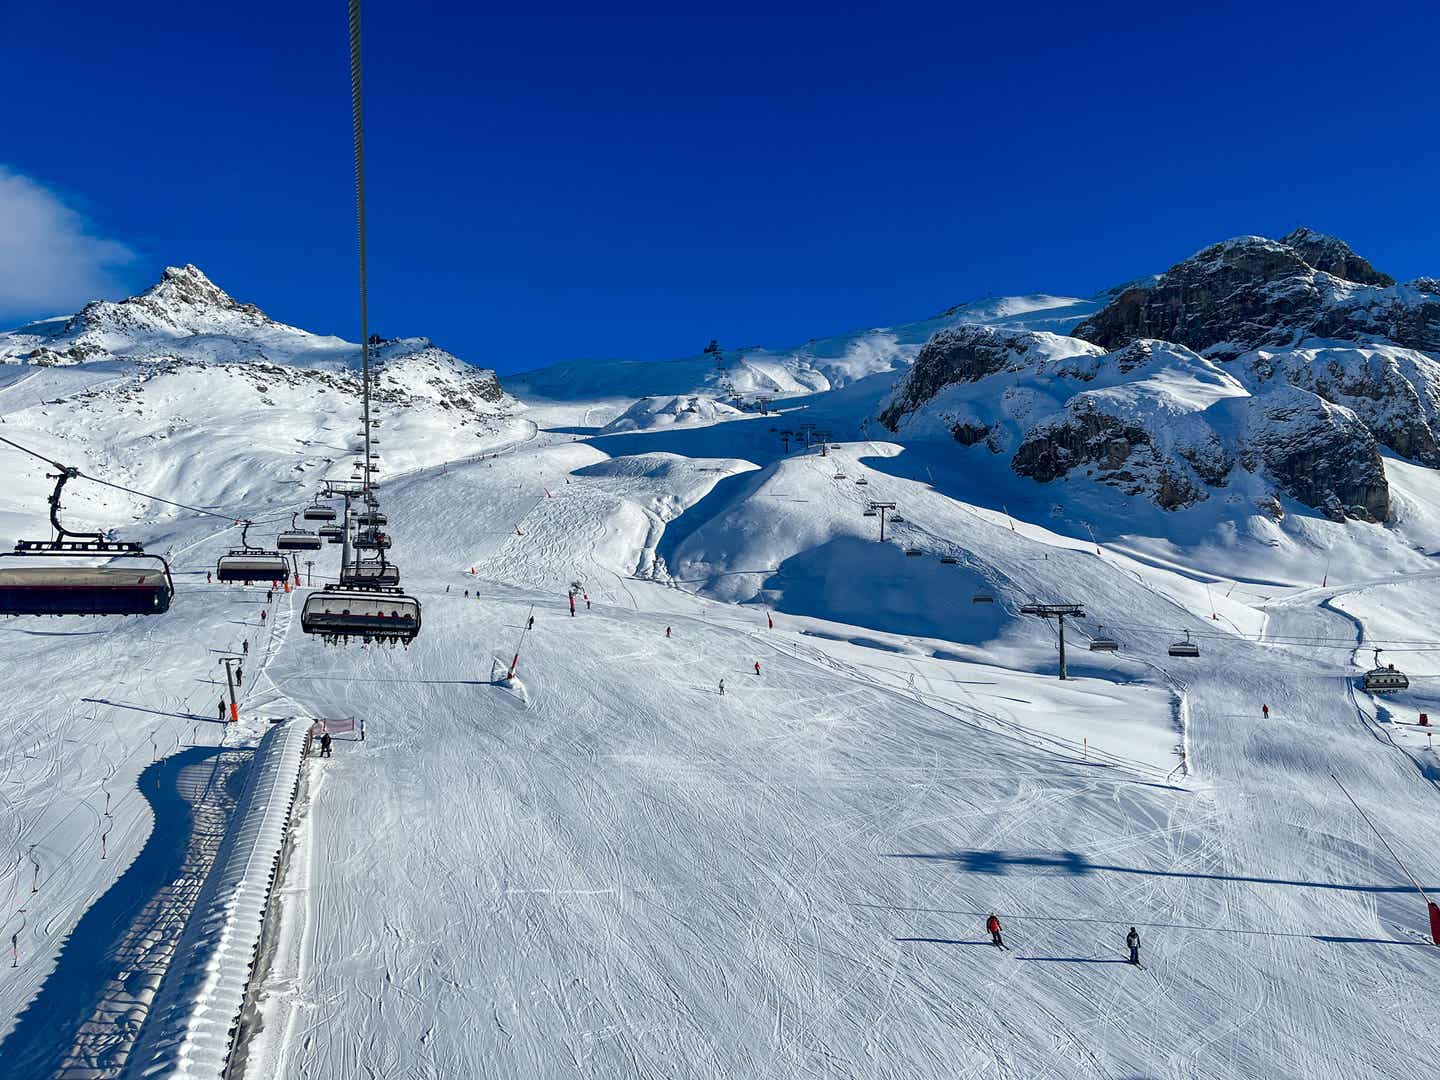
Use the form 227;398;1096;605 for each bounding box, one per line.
986;913;1005;948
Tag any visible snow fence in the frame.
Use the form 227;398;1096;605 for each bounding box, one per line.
123;718;310;1079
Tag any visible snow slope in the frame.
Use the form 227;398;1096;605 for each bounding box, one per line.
2;260;1439;1080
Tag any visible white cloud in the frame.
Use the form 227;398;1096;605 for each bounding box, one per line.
0;166;137;321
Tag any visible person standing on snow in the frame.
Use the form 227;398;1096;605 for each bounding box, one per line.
320;732;333;758
754;661;761;676
260;609;267;623
665;626;671;639
1262;704;1269;719
1126;927;1141;965
235;666;243;687
584;594;591;609
218;698;227;722
242;639;249;655
206;571;212;584
527;615;535;631
718;678;725;697
986;913;1005;948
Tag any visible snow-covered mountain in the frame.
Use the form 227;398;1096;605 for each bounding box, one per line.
0;267;522;536
881;229;1440;523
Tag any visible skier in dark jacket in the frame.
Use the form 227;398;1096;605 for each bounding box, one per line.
986;913;1004;948
320;732;333;758
242;639;249;655
219;698;226;722
1126;927;1140;965
527;615;535;630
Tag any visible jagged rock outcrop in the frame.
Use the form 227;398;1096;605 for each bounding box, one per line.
1279;227;1394;287
1073;229;1440;361
1244;388;1389;521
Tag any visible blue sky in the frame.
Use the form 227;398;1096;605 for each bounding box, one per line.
3;1;1436;374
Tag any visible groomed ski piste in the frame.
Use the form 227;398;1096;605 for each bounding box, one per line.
2;344;1438;1079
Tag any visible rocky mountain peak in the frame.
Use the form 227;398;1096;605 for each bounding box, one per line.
1279;227;1394;287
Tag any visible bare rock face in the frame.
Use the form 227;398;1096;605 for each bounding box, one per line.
1279;227;1394;287
1245;388;1389;522
879;325;1055;430
1073;229;1440;361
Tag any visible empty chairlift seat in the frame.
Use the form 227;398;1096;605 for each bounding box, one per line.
301;586;421;645
277;529;323;551
939;556;958;565
1168;631;1200;658
972;592;995;604
1089;625;1119;652
216;552;291;583
341;559;400;587
0;548;174;616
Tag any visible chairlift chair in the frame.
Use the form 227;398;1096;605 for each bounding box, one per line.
0;468;175;616
863;508;878;518
276;513;323;551
1361;649;1409;693
301;584;421;645
354;528;391;551
356;510;388;528
972;592;995;604
302;501;337;523
904;548;923;557
216;521;292;583
854;477;868;486
341;558;401;587
319;524;345;543
940;556;958;565
1089;625;1119;652
1168;630;1200;658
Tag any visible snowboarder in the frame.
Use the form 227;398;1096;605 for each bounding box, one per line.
320;732;332;758
665;626;672;639
527;615;535;630
718;678;725;697
242;639;249;655
754;661;761;676
1262;704;1270;719
1126;927;1141;966
986;913;1005;949
218;698;226;722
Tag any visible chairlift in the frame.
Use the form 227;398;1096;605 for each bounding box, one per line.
972;592;995;604
904;548;923;557
216;521;291;583
354;528;391;551
341;558;400;587
356;510;388;528
854;477;869;486
833;472;846;480
319;524;345;543
1089;625;1119;652
1361;649;1409;693
276;513;323;551
302;501;337;523
1168;630;1200;658
939;556;958;565
301;585;421;645
890;513;906;523
863;508;878;518
0;468;175;616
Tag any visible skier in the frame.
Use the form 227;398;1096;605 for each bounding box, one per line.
584;594;591;610
1261;704;1270;719
527;615;535;631
665;626;672;639
986;913;1005;949
267;589;273;602
260;610;267;623
320;732;333;758
218;698;226;722
206;571;212;584
718;678;725;697
446;585;450;594
754;661;761;676
235;666;243;687
242;639;249;655
1126;926;1141;966
464;590;469;598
